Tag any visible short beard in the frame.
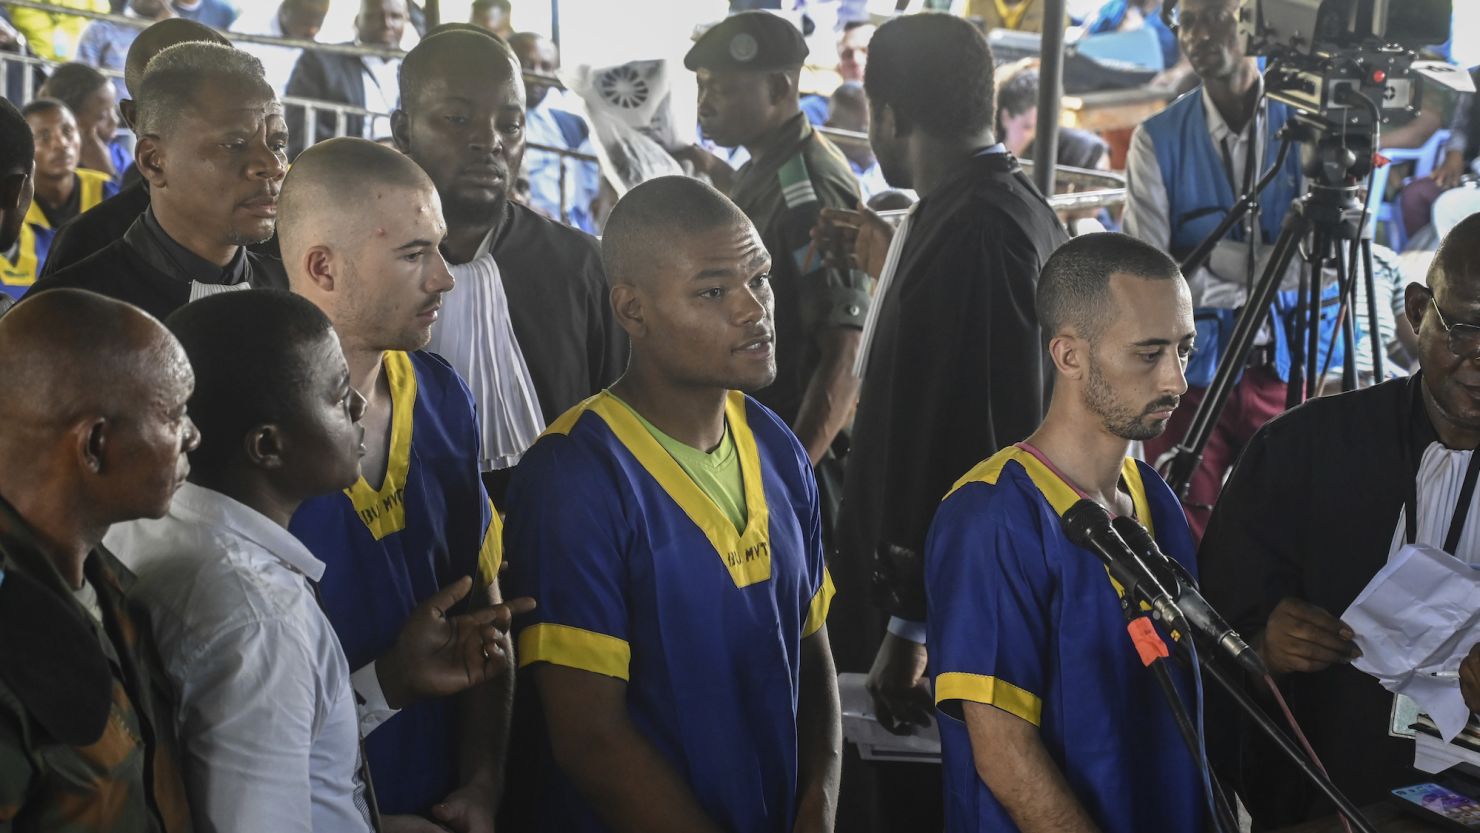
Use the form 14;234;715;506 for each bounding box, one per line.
228;222;274;248
1084;353;1166;442
446;188;508;232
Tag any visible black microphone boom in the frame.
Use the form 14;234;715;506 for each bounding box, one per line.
1060;500;1187;634
1110;515;1269;678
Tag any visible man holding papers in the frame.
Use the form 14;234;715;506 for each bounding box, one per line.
1201;214;1480;827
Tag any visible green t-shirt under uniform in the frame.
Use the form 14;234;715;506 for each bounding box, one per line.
613;395;748;533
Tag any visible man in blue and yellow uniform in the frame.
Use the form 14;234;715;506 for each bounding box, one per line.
926;233;1204;833
3;100;116;299
279;138;520;832
0;99;36;315
506;175;842;833
683;12;870;533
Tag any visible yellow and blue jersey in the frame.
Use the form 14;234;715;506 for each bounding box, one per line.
3;169;119;300
505;390;834;833
288;350;502;816
926;446;1205;833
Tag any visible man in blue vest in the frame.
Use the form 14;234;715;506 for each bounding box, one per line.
1125;0;1347;540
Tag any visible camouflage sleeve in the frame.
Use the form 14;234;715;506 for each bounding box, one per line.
775;157;872;336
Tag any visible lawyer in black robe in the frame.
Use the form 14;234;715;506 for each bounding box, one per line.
836;150;1068;654
1202;375;1450;825
26;209;286;321
493;200;625;428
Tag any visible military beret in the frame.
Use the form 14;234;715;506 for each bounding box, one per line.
684;11;810;73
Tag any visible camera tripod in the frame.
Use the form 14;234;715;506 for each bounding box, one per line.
1162;124;1390;498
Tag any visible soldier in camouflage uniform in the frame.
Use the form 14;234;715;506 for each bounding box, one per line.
684;12;871;535
0;290;194;833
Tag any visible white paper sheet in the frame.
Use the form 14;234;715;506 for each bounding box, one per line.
1343;543;1480;741
839;673;941;764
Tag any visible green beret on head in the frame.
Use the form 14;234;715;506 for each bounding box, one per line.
684;11;809;73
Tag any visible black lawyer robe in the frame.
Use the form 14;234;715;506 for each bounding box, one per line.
834;150;1069;660
476;201;628;503
1201;375;1436;827
27;214;287;322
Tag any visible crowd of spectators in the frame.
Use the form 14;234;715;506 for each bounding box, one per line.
2;2;1479;832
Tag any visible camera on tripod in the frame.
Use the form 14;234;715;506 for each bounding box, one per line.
1157;0;1473;498
1246;0;1467;139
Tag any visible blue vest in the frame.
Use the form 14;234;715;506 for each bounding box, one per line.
1144;90;1351;387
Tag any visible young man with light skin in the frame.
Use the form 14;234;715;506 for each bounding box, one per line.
926;233;1204;833
282;137;531;831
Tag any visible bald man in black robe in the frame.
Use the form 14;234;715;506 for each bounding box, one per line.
1202;214;1480;827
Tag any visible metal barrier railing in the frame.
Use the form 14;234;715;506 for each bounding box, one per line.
2;0;1123;218
0;49;594;222
2;0;565;83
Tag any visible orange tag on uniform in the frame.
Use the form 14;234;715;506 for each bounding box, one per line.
1127;616;1170;667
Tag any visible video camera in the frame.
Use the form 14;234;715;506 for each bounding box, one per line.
1240;0;1470;135
1164;0;1472;146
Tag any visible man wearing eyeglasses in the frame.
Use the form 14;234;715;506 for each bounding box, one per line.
1198;214;1480;827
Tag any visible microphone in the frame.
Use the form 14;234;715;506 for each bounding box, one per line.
1060;500;1187;636
1111;515;1269;678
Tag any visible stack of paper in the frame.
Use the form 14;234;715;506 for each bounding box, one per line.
1343;544;1480;741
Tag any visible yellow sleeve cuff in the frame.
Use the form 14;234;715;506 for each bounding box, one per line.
802;567;836;638
477;499;503;587
935;672;1043;726
517;623;631;681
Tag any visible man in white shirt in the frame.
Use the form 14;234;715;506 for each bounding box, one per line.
107;289;529;833
233;0;331;95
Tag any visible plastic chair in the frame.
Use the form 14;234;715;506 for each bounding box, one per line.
1366;128;1452;251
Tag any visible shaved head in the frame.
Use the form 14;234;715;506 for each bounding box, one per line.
1037;232;1184;344
605;176;775;393
1429;213;1480;299
0;290;181;435
125;18;230;98
602;176;756;289
279;136;438;266
0;289;197;528
280;137;453;352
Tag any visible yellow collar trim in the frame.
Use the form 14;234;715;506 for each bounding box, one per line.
582;390;773;588
949;446;1155;538
24;169;112;230
3;224;38;287
993;0;1035;30
344;351;416;541
949;446;1159;603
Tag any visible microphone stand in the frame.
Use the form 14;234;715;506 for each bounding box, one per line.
1115;598;1240;833
1183;640;1380;833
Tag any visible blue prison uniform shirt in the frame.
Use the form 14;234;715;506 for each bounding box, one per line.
926;446;1206;833
505;390;835;833
288;350;503;815
4;170;118;299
